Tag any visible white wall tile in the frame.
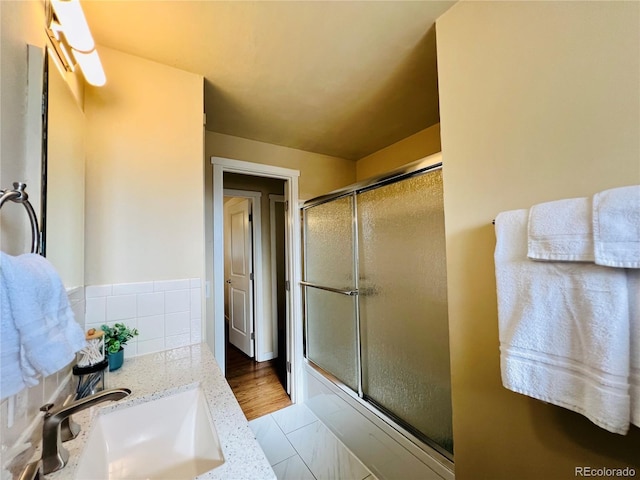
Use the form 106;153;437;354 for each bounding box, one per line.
190;288;202;319
137;315;165;341
14;389;28;428
303;368;448;480
154;279;190;292
86;284;112;298
191;318;202;344
113;281;154;296
123;343;137;359
137;292;164;317
71;298;86;330
106;295;137;321
43;373;59;402
85;297;106;324
137;338;165;356
322;408;417;480
165;333;191;349
25;383;44;424
166;311;190;336
91;278;202;360
165;290;190;313
66;286;85;302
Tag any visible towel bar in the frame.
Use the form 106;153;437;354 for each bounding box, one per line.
0;182;41;254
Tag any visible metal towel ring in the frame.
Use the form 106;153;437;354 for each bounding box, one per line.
0;182;41;254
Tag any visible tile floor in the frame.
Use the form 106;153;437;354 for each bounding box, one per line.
249;403;376;480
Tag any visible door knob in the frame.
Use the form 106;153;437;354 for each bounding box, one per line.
226;279;232;284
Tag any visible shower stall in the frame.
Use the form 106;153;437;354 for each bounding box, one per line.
301;157;453;461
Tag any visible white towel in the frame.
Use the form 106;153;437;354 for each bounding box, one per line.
0;253;86;400
593;185;640;268
495;209;631;434
0;271;37;398
527;197;595;262
629;270;640;427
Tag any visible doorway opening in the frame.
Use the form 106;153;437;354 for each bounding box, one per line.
222;179;290;418
210;157;303;414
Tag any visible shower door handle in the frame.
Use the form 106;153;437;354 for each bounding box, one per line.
300;281;358;296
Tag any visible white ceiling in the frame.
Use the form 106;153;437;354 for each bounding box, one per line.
83;1;456;160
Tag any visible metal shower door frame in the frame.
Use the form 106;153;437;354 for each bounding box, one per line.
300;154;453;466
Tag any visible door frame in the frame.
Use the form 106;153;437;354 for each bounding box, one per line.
211;157;302;402
269;194;288;390
223;190;262;359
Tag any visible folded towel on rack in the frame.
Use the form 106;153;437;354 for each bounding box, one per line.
495;209;631;434
593;185;640;268
629;270;640;427
527;197;595;262
0;253;86;400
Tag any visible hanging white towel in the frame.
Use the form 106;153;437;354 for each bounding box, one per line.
0;270;37;398
527;197;594;262
628;270;640;427
593;185;640;268
0;253;86;400
495;209;631;434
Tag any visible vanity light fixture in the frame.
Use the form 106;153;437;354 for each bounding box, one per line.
45;0;106;87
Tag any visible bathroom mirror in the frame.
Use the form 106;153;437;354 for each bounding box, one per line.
41;49;86;289
0;45;46;256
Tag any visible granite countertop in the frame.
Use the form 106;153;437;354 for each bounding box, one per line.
42;343;275;480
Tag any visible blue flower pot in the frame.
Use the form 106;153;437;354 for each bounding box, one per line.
107;349;124;372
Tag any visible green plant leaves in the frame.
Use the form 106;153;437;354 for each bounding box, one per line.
101;323;139;355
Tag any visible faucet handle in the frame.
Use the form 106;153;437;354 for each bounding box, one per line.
40;403;55;416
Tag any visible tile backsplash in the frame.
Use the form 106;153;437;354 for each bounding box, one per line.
84;278;203;357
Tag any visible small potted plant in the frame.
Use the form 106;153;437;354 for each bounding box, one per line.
101;323;139;371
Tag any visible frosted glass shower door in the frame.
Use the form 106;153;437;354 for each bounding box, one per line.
303;196;359;391
358;169;453;455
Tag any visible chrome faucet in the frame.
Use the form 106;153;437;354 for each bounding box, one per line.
40;387;131;474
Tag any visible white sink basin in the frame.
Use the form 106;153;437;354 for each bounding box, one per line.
75;387;225;479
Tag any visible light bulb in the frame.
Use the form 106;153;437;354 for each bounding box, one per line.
73;49;106;87
51;0;95;52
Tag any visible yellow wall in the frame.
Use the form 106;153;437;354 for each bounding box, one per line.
46;57;86;289
437;2;640;478
356;123;441;181
84;47;204;285
205;131;355;201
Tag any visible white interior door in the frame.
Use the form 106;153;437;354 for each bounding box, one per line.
226;198;255;357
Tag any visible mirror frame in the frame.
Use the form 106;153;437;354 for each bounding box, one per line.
40;46;50;257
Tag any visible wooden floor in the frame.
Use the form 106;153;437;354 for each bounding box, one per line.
225;343;291;420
